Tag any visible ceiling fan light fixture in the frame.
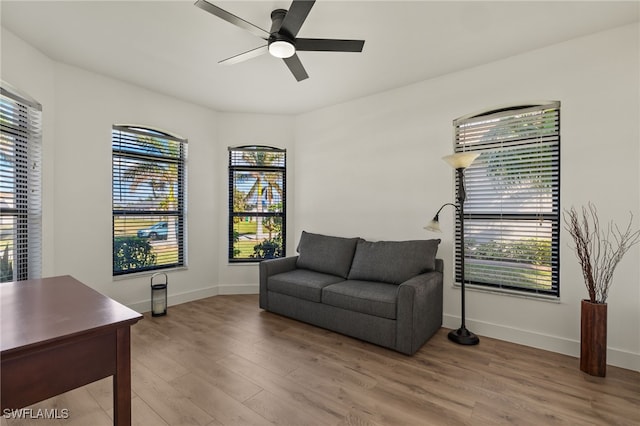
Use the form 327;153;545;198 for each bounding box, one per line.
269;40;295;58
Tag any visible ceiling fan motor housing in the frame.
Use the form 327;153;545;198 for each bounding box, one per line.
269;9;295;42
270;9;290;36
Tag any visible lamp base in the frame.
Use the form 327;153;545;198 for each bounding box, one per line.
448;327;480;345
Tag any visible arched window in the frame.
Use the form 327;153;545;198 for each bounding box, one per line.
454;102;560;297
228;145;286;262
112;125;187;275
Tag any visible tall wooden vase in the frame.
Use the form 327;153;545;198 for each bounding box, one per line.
580;299;607;377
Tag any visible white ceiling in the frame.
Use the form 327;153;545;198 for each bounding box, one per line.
1;1;638;114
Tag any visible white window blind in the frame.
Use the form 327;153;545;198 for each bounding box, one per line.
112;125;186;275
0;83;42;282
454;102;560;297
229;146;286;262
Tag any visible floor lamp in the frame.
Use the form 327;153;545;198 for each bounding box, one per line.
425;152;480;345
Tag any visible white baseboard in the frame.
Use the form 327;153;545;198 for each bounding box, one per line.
127;283;260;313
127;285;219;313
444;314;640;372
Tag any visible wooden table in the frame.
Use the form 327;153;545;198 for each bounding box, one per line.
1;275;143;425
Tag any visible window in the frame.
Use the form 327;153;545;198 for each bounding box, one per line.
112;125;186;275
454;102;560;297
0;83;42;282
229;145;286;262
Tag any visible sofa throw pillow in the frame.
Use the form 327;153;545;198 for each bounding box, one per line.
296;231;360;278
348;239;441;285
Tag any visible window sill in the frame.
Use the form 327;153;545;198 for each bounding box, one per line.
113;266;188;281
453;282;561;303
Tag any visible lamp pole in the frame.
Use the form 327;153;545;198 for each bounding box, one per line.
450;167;479;345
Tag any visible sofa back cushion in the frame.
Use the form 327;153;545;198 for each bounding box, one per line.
348;239;441;284
296;231;360;278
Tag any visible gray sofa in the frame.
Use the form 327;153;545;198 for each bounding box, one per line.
259;231;443;355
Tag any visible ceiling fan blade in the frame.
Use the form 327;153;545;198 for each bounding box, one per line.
296;38;365;52
283;54;309;82
280;0;315;38
219;45;268;65
194;0;269;39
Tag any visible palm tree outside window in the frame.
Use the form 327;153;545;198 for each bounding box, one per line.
228;146;286;262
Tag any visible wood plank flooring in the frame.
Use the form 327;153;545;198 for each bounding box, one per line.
2;294;639;425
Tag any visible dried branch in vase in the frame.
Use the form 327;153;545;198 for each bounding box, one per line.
563;203;640;304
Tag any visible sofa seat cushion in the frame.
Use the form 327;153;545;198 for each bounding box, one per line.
322;280;398;320
268;269;345;303
348;239;441;285
296;231;360;278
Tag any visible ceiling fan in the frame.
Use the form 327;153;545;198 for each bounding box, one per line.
194;0;365;82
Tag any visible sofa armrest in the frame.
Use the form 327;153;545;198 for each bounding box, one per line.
395;270;443;354
259;256;299;309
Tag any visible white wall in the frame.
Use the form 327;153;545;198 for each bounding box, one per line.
1;27;295;311
295;23;640;371
50;62;223;310
215;112;295;294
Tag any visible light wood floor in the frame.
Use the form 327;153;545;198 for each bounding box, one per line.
3;294;639;426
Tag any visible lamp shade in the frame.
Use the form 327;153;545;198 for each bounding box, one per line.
424;219;442;233
442;152;480;170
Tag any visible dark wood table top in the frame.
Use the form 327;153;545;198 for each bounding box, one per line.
1;275;142;355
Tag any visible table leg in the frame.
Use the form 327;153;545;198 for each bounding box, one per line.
113;327;132;426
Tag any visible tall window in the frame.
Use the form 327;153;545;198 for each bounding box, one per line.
0;83;42;282
229;145;286;262
455;102;560;297
112;125;186;275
